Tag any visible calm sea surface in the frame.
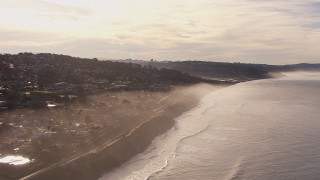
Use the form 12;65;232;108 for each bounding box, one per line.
101;73;320;180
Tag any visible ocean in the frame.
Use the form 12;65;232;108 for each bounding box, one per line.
100;72;320;180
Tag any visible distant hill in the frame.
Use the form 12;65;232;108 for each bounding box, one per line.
285;63;320;71
120;60;320;81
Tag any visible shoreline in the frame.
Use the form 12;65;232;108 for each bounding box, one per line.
18;84;224;180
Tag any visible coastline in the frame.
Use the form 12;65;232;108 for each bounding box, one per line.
18;84;224;180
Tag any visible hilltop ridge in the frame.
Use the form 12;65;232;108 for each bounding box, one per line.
120;60;320;81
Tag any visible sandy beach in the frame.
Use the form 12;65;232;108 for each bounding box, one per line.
0;83;224;180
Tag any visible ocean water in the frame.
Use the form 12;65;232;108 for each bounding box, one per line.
100;73;320;180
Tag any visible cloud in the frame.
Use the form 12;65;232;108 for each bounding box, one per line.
35;0;93;15
0;0;319;64
1;0;94;21
0;29;60;42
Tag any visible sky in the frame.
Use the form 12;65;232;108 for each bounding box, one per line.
0;0;319;64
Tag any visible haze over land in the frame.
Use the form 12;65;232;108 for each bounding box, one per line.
1;0;320;179
1;0;320;64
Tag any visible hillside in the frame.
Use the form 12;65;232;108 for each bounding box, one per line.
0;53;204;109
